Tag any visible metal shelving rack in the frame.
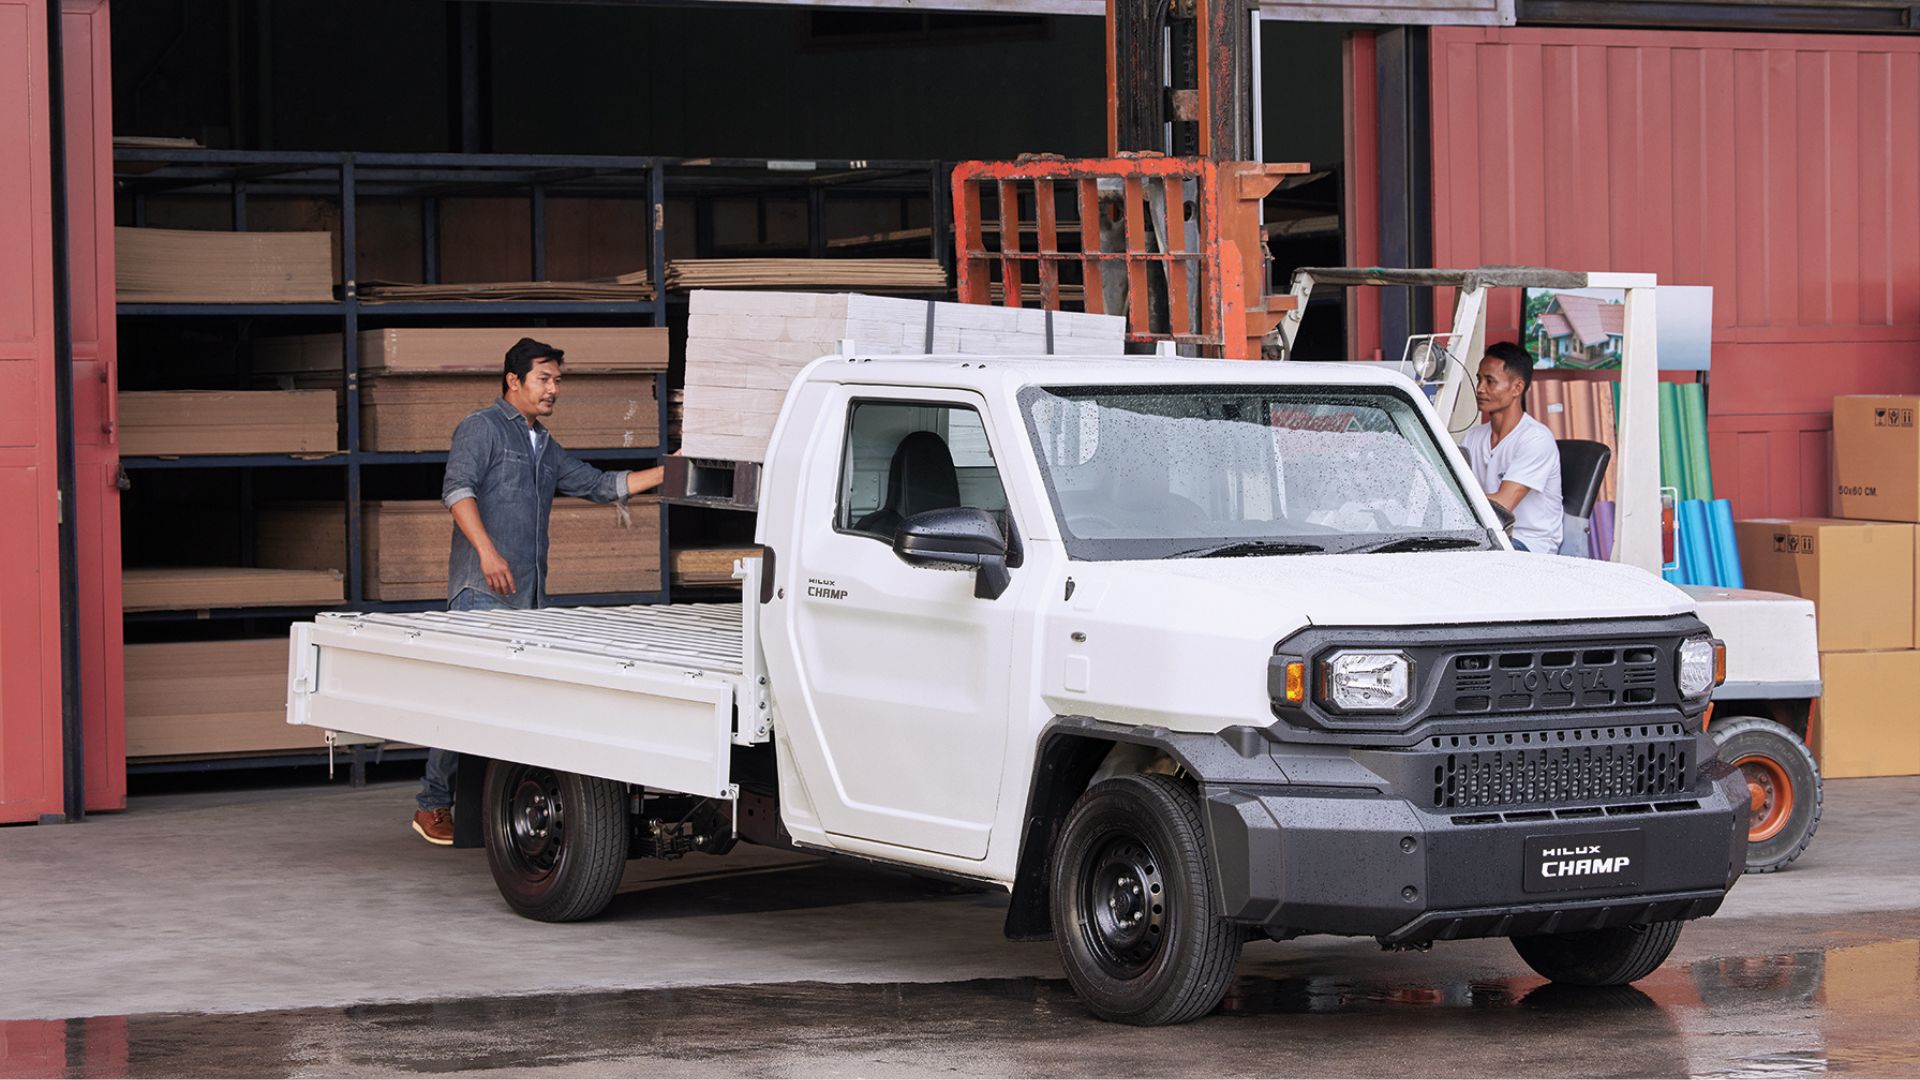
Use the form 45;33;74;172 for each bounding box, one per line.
662;156;951;269
115;148;674;618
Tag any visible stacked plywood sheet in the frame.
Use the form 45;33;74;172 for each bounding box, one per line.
356;375;659;451
119;390;338;456
252;328;665;451
115;227;334;303
680;290;1126;461
358;272;652;303
126;639;329;759
254;327;669;376
666;259;947;291
122;567;344;612
258;498;661;601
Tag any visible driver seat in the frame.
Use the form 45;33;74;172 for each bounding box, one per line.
855;430;962;540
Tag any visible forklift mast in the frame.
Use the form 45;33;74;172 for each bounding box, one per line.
1108;0;1259;160
950;0;1295;359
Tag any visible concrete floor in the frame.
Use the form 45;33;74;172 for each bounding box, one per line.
0;776;1916;1077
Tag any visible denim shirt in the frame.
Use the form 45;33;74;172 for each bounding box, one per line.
442;398;629;608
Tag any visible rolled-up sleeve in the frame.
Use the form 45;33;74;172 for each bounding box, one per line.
553;442;627;504
442;413;490;509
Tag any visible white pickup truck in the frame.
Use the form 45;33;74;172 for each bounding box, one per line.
288;354;1748;1025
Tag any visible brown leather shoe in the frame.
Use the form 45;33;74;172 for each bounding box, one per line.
412;807;453;846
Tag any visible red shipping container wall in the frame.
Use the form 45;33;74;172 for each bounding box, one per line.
1429;26;1920;519
1344;30;1384;363
0;0;69;823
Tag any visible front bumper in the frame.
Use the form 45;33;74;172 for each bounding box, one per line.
1201;763;1748;944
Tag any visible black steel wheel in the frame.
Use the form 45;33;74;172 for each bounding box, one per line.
1712;716;1822;873
483;761;628;922
1512;920;1684;986
1049;773;1242;1025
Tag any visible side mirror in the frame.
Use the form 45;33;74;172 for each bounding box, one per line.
893;507;1011;600
1491;501;1516;535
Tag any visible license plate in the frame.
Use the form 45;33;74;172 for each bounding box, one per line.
1524;829;1645;893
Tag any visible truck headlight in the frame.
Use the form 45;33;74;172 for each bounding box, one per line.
1677;636;1724;699
1319;651;1413;712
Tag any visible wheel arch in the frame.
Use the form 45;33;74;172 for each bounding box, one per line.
1709;696;1814;744
1003;716;1283;941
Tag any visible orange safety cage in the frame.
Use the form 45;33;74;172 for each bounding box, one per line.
951;156;1306;359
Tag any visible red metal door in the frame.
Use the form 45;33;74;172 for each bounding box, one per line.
0;0;68;823
62;0;123;812
1427;26;1920;518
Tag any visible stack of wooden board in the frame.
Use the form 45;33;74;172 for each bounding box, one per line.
252;328;665;451
125;639;329;759
257;498;662;600
680;290;1126;461
671;546;763;588
254;327;669;376
357;375;659;451
115;227;334;303
119;390;338;456
122;567;344;611
666;259;947;291
358;272;652;303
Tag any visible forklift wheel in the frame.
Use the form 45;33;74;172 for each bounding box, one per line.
1712;716;1822;874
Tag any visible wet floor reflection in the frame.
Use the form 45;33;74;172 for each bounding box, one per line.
2;939;1913;1078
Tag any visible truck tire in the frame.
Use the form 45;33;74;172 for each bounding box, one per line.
1049;773;1243;1025
483;761;628;922
1512;920;1684;986
1712;716;1822;873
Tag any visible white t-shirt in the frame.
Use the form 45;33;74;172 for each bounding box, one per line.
1460;412;1564;553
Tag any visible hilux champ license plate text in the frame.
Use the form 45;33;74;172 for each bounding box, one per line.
1524;829;1645;893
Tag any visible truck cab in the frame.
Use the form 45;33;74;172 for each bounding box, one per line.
289;351;1749;1026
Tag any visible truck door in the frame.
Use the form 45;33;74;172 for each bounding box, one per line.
785;388;1020;859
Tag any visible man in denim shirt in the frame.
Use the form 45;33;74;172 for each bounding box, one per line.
412;337;664;846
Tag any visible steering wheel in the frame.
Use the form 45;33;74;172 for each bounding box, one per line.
1067;512;1121;535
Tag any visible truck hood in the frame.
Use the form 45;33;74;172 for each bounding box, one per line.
1146;549;1693;627
1043;550;1695;734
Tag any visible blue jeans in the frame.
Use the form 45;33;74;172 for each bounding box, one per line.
417;588;514;811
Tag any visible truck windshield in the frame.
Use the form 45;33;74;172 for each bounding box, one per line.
1020;384;1493;561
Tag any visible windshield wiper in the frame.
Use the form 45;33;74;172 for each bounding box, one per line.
1349;535;1488;554
1170;539;1327;559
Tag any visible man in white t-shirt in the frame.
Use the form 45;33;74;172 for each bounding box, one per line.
1459;341;1563;553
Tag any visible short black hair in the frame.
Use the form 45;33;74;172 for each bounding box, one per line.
503;337;564;394
1484;341;1536;391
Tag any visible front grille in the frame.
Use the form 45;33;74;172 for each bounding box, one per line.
1428;723;1691;810
1445;645;1662;715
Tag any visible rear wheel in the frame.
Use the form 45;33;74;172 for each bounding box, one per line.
1513;921;1684;986
1049;774;1242;1026
483;761;628;922
1712;716;1822;873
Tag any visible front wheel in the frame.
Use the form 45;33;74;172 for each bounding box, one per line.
1712;716;1822;873
1513;921;1684;986
483;761;629;922
1049;774;1243;1025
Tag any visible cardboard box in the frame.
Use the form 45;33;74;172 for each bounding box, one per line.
1833;395;1920;522
1817;650;1920;778
1734;518;1915;652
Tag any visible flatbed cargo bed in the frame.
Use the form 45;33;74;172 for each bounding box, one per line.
287;602;757;799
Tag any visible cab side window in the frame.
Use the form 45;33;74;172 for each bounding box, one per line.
837;401;1011;543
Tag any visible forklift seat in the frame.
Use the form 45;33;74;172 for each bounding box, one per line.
1557;438;1612;557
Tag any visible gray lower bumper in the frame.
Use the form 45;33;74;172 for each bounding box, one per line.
1201;767;1748;943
